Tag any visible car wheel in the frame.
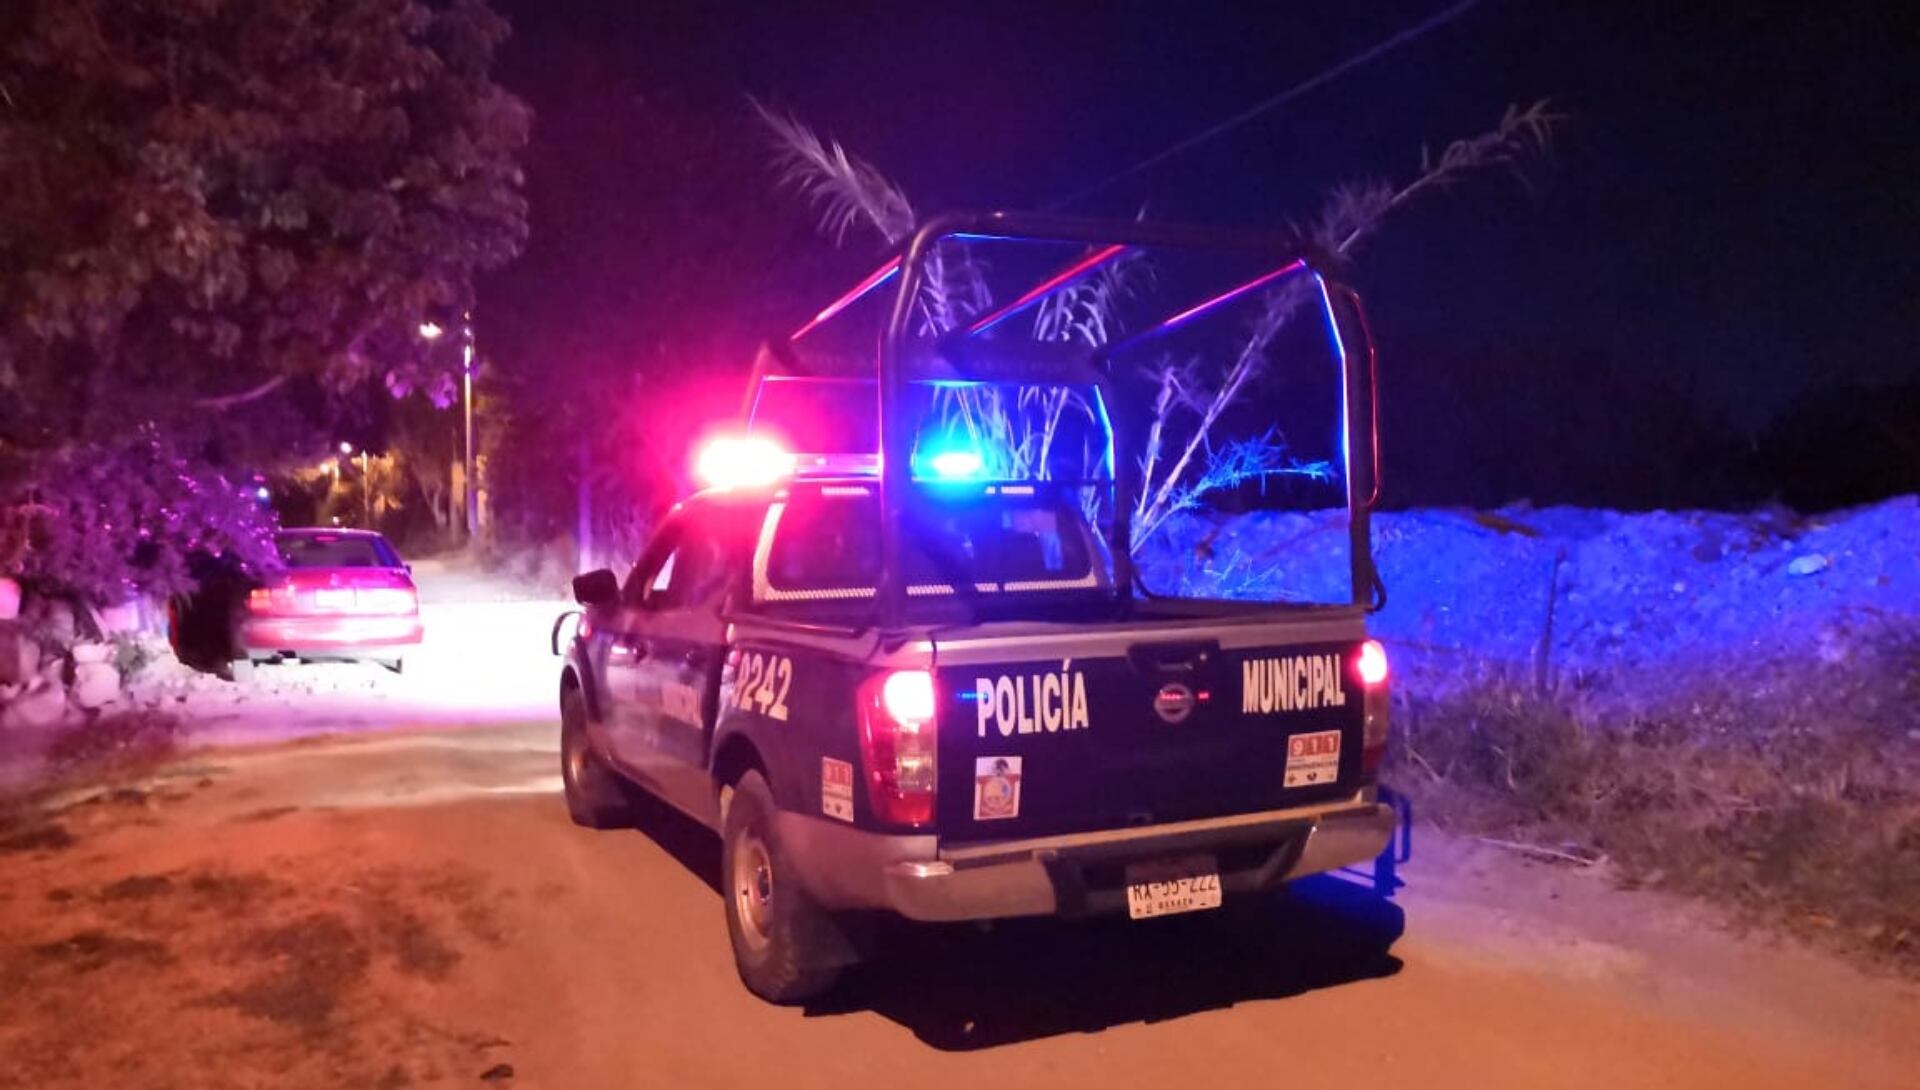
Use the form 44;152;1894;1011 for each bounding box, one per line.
165;598;187;659
560;686;631;828
721;770;848;1004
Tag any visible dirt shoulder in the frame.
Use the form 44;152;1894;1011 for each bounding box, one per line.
2;725;1916;1090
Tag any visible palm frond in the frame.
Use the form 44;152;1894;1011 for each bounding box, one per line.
1315;98;1563;258
748;97;915;245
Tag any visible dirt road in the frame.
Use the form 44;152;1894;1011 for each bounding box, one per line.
3;719;1916;1090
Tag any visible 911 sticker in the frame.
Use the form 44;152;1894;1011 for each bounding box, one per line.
974;756;1022;821
1283;730;1341;788
730;652;792;721
821;758;854;822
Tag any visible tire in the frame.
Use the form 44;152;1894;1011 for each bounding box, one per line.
165;598;187;659
560;685;631;828
721;771;848;1003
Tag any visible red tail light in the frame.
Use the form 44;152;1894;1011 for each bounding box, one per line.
1356;639;1391;776
857;669;937;826
1357;639;1389;686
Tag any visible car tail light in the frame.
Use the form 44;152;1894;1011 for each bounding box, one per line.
1356;639;1391;776
246;585;297;614
857;669;937;826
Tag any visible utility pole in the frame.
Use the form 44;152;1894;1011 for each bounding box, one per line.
462;311;478;539
576;436;593;573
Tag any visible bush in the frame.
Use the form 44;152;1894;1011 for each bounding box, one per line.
1392;624;1920;971
1;432;280;608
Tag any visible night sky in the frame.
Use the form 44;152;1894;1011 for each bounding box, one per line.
485;0;1917;509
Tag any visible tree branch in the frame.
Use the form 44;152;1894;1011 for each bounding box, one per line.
195;375;289;410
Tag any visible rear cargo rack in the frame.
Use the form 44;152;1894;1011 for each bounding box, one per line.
748;210;1381;631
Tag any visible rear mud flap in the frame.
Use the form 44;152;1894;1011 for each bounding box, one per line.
1368;786;1414;896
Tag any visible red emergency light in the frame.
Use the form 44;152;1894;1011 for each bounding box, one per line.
694;435;795;491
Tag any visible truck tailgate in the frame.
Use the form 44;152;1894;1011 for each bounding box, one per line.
931;615;1371;842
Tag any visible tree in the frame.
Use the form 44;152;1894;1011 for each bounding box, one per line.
0;0;529;604
0;0;530;447
387;392;458;532
477;66;845;569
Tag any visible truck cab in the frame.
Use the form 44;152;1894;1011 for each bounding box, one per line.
555;211;1397;1002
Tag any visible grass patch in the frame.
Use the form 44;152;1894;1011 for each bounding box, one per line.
220;913;372;1034
32;930;172;973
1392;627;1920;971
43;709;183;775
0;821;75;854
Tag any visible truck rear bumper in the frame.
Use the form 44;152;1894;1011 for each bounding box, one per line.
775;790;1397;922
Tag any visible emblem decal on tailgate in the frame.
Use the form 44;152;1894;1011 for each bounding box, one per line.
974;757;1023;820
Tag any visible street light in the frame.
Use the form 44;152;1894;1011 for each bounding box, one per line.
460;312;477;539
419;313;478;539
337;443;372;528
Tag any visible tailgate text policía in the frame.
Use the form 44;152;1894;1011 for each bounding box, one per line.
976;671;1090;736
1242;653;1348;714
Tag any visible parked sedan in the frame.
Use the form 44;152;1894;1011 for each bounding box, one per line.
229;529;424;679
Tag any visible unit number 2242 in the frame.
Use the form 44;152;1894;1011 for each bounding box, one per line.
731;652;792;722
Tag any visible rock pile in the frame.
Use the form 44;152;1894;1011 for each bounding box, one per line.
1144;493;1920;706
0;591;130;731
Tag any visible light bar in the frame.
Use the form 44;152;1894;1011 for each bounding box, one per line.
695;436;795;490
924;448;984;479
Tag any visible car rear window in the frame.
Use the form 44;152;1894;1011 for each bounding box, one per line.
759;487;1101;601
277;534;400;569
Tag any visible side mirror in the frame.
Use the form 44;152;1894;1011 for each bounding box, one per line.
572;569;619;606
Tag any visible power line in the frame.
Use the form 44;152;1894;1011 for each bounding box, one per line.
1046;0;1489;210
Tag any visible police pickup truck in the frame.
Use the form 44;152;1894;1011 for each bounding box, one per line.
554;212;1397;1002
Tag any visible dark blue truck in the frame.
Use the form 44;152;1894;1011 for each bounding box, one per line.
553;212;1396;1002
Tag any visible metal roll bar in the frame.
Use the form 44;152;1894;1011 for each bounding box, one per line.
857;211;1377;630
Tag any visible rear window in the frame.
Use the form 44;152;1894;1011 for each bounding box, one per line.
759;487;1102;601
277;533;400;569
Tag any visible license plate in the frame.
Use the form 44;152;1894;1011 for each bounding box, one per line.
311;588;356;610
1124;854;1222;920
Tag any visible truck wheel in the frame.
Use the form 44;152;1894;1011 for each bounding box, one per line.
722;771;846;1003
561;686;631;828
